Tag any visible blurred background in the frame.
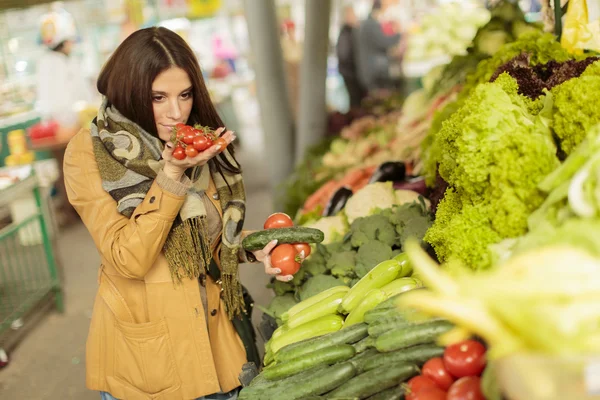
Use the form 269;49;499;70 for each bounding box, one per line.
0;0;552;398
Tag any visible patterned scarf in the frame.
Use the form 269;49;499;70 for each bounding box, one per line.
90;98;247;319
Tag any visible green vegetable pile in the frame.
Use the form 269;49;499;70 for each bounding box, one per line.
265;200;432;320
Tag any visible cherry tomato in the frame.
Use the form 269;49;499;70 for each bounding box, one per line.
182;130;196;145
213;137;228;152
185;146;199;158
175;123;186;129
410;387;447;400
270;244;301;275
422;357;456;391
405;375;438;400
443;340;487;378
172;146;186;160
292;243;311;259
193;135;213;152
447;376;484;400
264;213;294;229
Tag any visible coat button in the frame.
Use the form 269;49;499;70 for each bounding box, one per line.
212;193;219;200
211;309;217;316
149;196;156;204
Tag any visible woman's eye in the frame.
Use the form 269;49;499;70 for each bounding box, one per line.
181;92;192;100
152;96;164;102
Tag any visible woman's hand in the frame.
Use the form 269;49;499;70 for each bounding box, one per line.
253;240;294;282
162;127;235;181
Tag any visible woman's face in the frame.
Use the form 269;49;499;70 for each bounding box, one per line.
152;67;194;142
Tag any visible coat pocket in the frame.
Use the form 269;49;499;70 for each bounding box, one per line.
113;318;181;395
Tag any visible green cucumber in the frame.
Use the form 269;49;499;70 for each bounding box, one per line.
271;362;357;399
263;344;355;380
328;363;419;399
375;320;453;353
348;348;379;374
362;344;445;371
242;227;324;251
276;323;368;362
365;386;405;400
367;318;412;338
240;365;330;399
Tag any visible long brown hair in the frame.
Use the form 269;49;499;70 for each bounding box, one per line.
97;27;241;175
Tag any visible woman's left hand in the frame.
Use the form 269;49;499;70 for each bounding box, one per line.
252;240;294;282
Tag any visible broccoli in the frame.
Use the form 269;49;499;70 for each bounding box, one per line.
268;279;295;296
391;203;433;248
301;250;327;277
328;250;357;278
355;240;393;277
299;275;345;301
265;294;297;322
349;214;397;248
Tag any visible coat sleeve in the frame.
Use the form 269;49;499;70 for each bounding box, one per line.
63;131;190;279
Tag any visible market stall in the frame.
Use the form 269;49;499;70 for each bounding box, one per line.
239;1;600;398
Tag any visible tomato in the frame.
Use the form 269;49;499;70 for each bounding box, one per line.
270;244;301;275
292;243;311;259
447;376;484;400
405;375;438;400
193;135;213;151
422;357;456;391
182;130;196;145
264;213;294;229
185;146;199;158
443;340;487;378
213;137;228;152
175;123;186;129
172;146;186;160
407;387;447;400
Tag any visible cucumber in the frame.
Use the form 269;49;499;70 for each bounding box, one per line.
352;336;375;354
376;320;453;353
263;344;355;380
242;227;325;251
364;307;404;325
240;365;329;399
365;386;405;400
327;363;419;399
367;318;412;338
276;323;368;362
362;344;445;371
271;362;357;399
348;348;379;374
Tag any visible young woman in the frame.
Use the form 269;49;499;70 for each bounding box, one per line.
63;27;292;400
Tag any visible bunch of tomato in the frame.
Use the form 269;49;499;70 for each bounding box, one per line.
170;123;228;160
405;340;487;400
263;213;311;276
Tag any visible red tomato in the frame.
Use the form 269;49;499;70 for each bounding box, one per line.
172;146;186;160
408;387;447;400
292;243;311;259
270;244;301;275
264;213;294;229
185;146;199;158
183;130;196;145
443;340;487;378
447;376;484;400
213;137;228;152
193;135;213;151
405;375;438;400
422;357;456;391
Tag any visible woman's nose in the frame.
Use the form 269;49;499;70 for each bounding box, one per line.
167;99;182;120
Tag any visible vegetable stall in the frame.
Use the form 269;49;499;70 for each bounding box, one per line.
241;1;600;398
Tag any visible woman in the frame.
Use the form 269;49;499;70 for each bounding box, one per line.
63;27;292;400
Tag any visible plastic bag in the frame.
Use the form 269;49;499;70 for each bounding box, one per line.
561;0;600;54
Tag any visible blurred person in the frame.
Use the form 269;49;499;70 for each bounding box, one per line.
63;27;294;400
336;5;367;108
355;0;403;92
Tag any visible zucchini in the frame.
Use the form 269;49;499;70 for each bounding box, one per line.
365;386;405;400
287;292;345;329
362;344;445;371
270;362;357;399
376;320;453;353
367;318;412;338
270;314;344;354
341;260;403;313
282;286;350;322
344;289;387;327
276;323;368;362
327;363;419;399
263;344;355;380
242;227;324;251
352;336;375;354
379;277;421;298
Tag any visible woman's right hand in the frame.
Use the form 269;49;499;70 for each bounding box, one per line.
162;128;236;181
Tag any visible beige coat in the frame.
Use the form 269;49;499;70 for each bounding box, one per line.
64;129;248;400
